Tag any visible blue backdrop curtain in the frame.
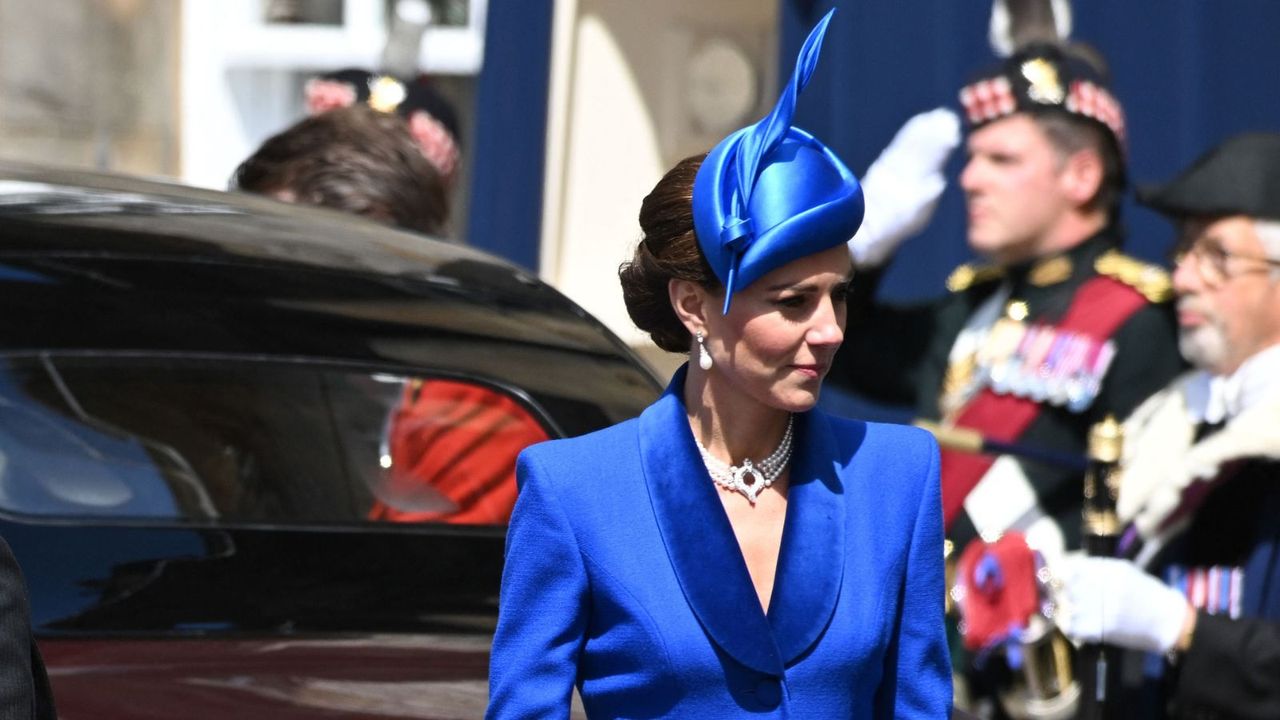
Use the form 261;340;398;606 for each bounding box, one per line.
470;1;1280;284
784;0;1280;302
466;0;554;271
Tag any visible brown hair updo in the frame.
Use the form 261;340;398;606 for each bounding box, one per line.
618;153;721;353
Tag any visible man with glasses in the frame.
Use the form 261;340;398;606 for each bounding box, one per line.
1055;132;1280;719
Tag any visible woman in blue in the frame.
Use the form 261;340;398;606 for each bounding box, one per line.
487;11;950;719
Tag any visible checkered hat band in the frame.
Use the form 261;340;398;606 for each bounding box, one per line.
959;77;1126;149
1066;80;1127;146
960;77;1015;124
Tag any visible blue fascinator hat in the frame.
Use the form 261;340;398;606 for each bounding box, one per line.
692;9;864;314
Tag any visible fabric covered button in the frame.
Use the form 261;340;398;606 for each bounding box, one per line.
753;676;782;709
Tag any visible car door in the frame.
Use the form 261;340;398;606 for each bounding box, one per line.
0;354;563;719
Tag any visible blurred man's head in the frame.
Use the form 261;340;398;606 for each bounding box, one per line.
1140;133;1280;375
1168;217;1280;375
958;42;1125;265
303;69;461;187
232;105;449;236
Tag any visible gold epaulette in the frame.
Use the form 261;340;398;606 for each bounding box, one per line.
946;263;1005;293
1094;249;1173;303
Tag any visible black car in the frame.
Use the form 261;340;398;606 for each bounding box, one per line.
0;164;660;718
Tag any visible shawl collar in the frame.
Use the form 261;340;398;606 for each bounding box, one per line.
768;408;846;661
1121;371;1280;545
639;366;846;675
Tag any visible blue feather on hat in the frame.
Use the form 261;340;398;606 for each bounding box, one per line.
692;9;864;313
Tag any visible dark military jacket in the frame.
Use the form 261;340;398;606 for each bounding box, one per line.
1105;457;1280;720
831;227;1185;551
0;536;55;720
1100;368;1280;719
1164;458;1280;720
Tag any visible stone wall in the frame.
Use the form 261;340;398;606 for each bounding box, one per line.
0;0;179;177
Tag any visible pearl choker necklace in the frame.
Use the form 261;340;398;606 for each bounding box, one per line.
694;416;794;505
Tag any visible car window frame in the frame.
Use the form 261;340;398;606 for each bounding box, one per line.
0;349;565;533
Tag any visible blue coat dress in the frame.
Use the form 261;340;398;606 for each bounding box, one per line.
487;367;951;719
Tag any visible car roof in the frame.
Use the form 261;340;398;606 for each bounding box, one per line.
0;161;521;278
0;162;657;391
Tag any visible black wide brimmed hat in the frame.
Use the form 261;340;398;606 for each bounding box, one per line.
1137;132;1280;221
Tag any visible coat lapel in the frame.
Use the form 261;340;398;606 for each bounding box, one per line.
767;410;847;663
640;366;783;675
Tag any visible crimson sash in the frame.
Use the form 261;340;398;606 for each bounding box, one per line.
940;276;1150;529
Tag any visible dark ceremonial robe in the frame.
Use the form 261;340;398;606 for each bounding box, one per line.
486;366;951;719
0;537;56;720
1113;372;1280;720
832;228;1184;554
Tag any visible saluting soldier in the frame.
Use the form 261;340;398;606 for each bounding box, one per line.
831;41;1184;567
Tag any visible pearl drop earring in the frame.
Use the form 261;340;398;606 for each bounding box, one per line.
696;331;713;370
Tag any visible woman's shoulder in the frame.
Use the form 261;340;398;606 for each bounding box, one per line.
517;416;642;483
821;412;938;453
864;418;938;449
817;413;940;496
818;415;941;528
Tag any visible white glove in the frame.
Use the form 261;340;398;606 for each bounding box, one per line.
848;108;961;268
1055;555;1190;653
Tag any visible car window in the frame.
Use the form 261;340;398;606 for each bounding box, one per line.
0;356;552;526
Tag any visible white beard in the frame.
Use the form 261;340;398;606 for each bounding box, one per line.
1178;323;1227;370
